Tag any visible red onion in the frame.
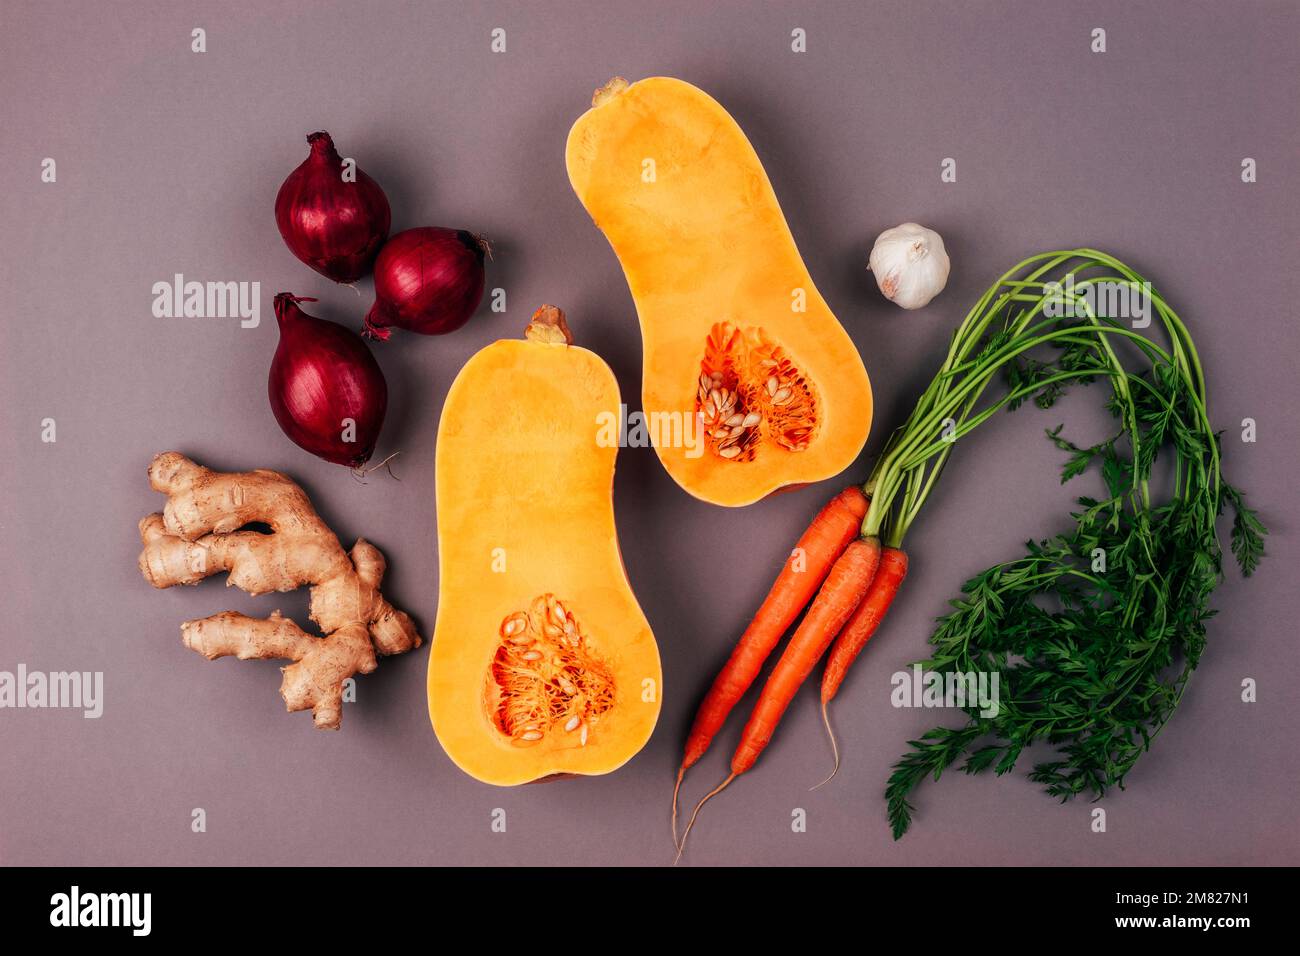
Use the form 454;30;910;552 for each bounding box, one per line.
363;227;487;339
274;132;391;283
269;294;388;468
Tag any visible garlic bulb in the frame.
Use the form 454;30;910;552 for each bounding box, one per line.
868;222;950;310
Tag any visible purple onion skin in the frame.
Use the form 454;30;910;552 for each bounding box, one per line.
269;294;387;467
364;227;486;339
274;132;391;283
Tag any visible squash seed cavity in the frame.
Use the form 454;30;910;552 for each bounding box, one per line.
489;594;615;747
696;322;819;461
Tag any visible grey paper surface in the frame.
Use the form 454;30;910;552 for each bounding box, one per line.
2;0;1297;865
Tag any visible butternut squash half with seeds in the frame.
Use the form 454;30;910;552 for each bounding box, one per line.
566;76;873;507
428;306;661;785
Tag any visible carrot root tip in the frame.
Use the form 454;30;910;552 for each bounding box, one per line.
810;699;841;791
674;773;736;864
671;766;686;851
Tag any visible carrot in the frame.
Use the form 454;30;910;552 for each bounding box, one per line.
676;536;881;860
813;546;909;788
732;537;882;774
672;485;868;844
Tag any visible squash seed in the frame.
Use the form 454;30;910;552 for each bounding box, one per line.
695;321;820;463
493;594;616;743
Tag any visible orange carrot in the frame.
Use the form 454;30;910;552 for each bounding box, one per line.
680;486;868;768
676;536;881;860
732;537;882;773
672;485;868;843
814;546;909;787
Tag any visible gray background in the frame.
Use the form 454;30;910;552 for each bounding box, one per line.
2;0;1296;866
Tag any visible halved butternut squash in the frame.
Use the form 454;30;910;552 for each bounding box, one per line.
428;306;662;785
566;76;873;507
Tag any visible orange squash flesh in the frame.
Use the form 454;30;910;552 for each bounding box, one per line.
428;307;662;785
566;76;873;507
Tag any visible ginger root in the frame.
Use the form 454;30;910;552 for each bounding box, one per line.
138;451;421;729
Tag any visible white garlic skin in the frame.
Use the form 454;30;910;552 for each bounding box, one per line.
868;222;951;310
